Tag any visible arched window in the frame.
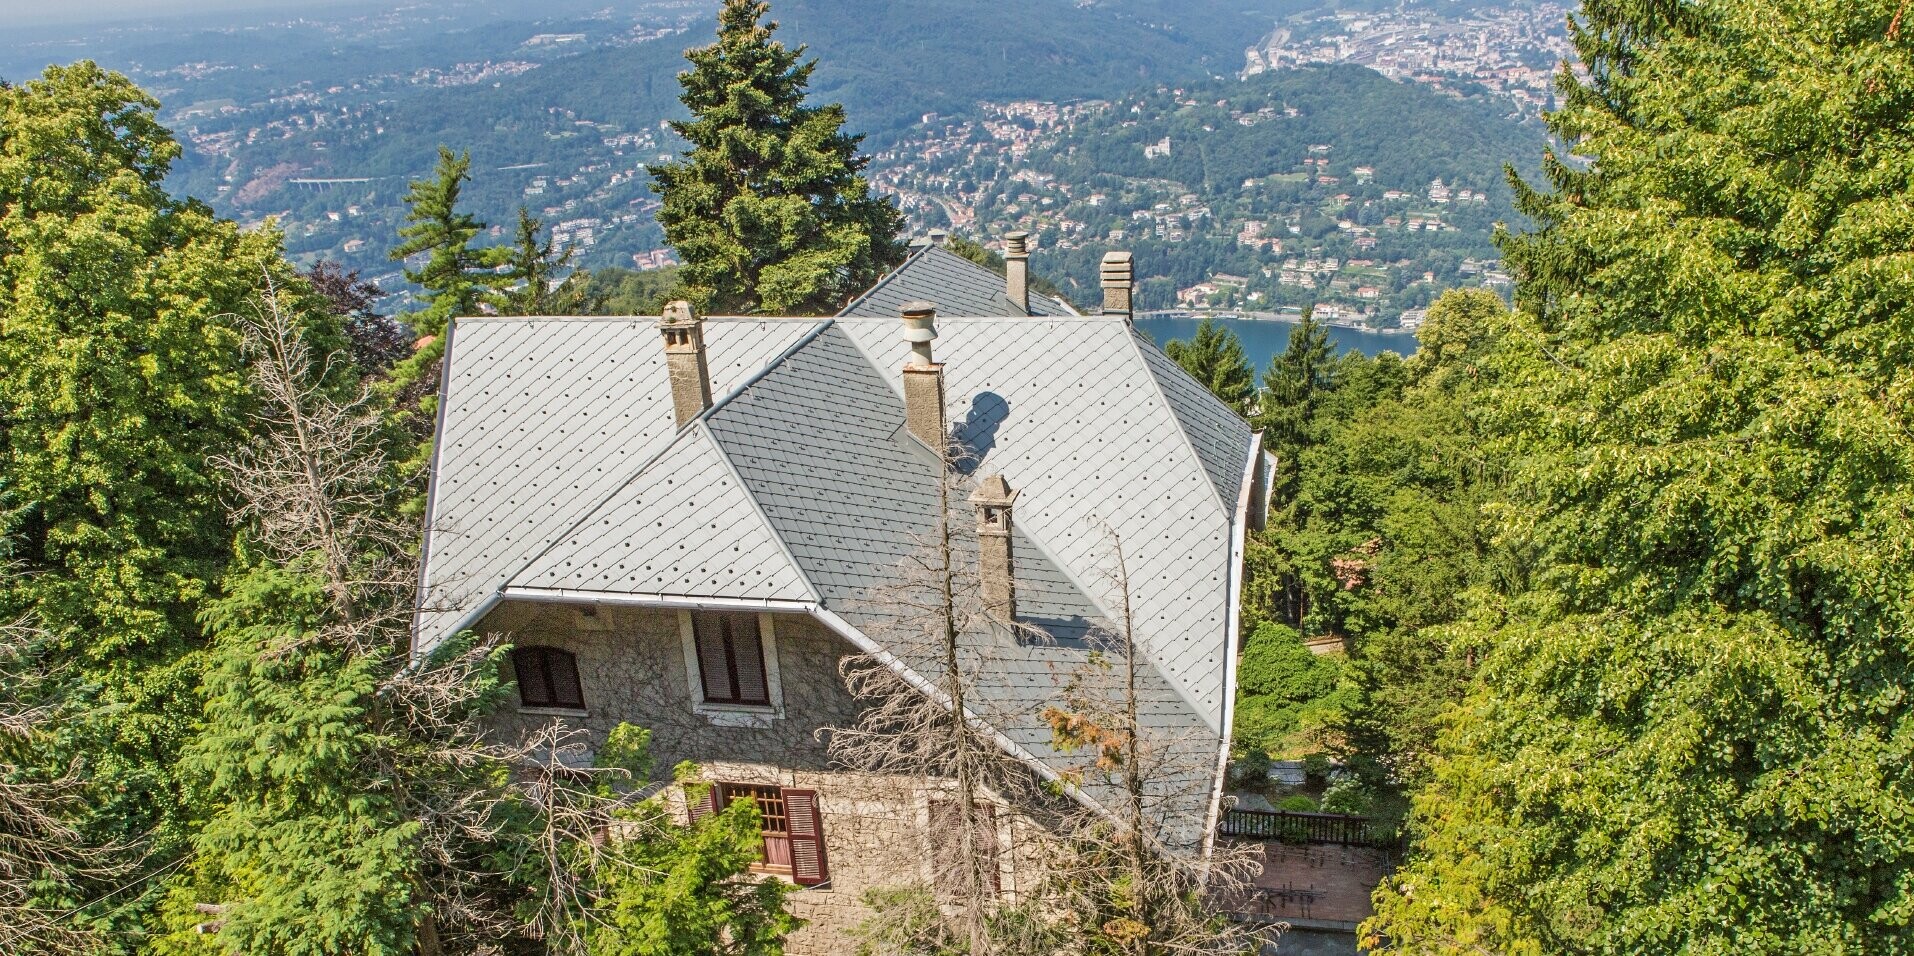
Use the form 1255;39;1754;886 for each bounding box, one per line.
513;646;584;710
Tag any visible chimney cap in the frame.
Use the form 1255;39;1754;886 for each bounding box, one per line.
928;228;950;245
1004;230;1030;255
662;299;699;324
1100;251;1134;280
970;473;1018;506
900;300;938;344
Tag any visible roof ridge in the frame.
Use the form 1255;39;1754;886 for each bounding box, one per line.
1121;324;1232;522
835;244;932;317
693;417;825;604
701;318;836;421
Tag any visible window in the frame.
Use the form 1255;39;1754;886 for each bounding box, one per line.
692;612;769;706
513;646;584;710
690;781;830;886
928;798;1001;897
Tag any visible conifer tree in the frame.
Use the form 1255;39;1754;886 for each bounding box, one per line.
649;0;905;315
497;207;574;316
1256;315;1336;497
1164;318;1256;416
391;147;505;330
1369;3;1914;952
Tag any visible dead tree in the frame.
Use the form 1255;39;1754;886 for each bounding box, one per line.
1041;526;1271;956
827;438;1056;956
214;277;544;954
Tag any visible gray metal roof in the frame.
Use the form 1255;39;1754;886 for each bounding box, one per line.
416;316;824;647
836;317;1249;731
417;306;1259;842
837;244;1079;318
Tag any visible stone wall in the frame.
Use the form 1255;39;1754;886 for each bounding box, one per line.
479;600;1047;955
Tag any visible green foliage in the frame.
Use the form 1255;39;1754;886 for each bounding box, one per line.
0;62;319;929
649;0;906;314
390;146;507;330
567;266;685;316
1163;318;1256;416
162;555;423;956
583;792;799;956
1230;623;1351;761
1255;314;1338;497
1369;3;1914;951
496;207;575;317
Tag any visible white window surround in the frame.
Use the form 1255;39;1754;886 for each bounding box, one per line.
679;611;786;721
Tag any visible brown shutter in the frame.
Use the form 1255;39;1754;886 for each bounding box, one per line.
693;614;732;701
783;788;828;886
730;618;769;704
513;647;553;707
687;782;721;825
547;649;584;708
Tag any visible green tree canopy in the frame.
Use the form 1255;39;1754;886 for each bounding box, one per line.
1369;2;1914;952
649;0;906;315
1164;318;1256;416
0;63;320;915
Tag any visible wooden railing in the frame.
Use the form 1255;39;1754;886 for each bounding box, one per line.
1218;808;1397;848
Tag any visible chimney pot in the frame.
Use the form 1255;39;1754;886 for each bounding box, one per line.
1101;251;1134;320
970;474;1019;620
1004;230;1031;316
900;302;946;450
928;228;950;246
659;299;712;427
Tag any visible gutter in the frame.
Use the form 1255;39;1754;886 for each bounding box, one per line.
1204;429;1264;860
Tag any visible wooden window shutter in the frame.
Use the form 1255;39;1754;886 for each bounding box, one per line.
687;782;721;825
693;614;732;701
546;649;584;709
782;788;829;886
730;617;769;705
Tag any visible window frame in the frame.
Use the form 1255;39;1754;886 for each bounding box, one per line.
678;611;785;719
689;780;830;886
512;645;586;712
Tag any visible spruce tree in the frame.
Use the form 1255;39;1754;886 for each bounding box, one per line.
1164;317;1256;416
390;147;505;330
1369;3;1914;952
649;0;905;314
1256;315;1337;495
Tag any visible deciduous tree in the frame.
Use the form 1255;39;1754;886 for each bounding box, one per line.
1369;3;1914;951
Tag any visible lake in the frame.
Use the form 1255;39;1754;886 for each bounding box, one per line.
1134;316;1418;370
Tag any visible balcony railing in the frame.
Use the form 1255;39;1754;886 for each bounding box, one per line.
1217;808;1397;848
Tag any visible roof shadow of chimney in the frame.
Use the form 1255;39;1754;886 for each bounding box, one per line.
955;391;1009;474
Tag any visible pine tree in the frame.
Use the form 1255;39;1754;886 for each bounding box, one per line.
0;62;319;935
649;0;905;315
390;147;504;330
497;207;574;317
1164;318;1256;416
1369;3;1914;952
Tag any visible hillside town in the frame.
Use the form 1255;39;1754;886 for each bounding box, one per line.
1244;2;1577;116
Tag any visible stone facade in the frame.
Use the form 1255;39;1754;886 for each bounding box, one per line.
481;600;1048;954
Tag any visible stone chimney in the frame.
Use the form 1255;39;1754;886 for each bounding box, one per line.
659;300;712;428
1004;230;1031;315
927;228;950;247
1101;251;1134;319
970;474;1019;620
900;301;946;450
